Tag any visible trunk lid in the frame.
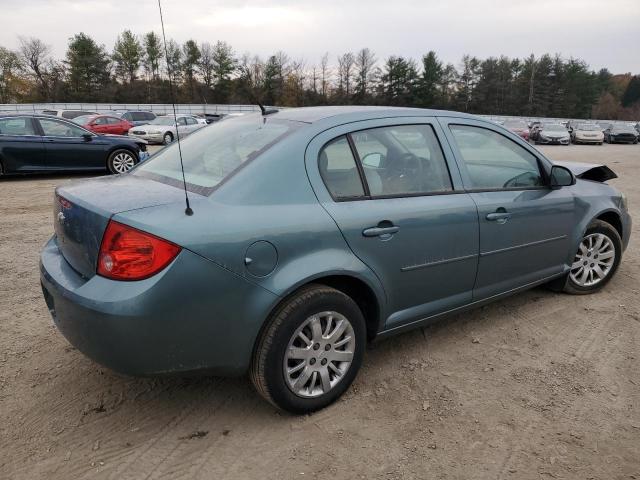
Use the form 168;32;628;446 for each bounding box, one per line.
54;175;187;279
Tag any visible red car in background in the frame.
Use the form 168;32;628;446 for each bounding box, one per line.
503;119;530;141
72;114;133;136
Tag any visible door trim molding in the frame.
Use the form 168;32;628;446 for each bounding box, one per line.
401;253;478;272
480;235;567;257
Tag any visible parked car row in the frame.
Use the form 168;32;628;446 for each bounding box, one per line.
521;120;639;146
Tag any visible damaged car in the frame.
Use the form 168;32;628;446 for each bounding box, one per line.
40;107;631;413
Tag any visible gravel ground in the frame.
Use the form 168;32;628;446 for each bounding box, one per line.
1;144;639;480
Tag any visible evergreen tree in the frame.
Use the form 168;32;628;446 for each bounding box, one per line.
416;51;443;108
621;75;640;107
64;33;111;101
112;30;142;84
143;32;162;81
211;41;236;102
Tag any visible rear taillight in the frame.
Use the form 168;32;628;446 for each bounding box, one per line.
97;220;180;281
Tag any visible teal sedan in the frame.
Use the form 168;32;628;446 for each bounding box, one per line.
40;107;631;413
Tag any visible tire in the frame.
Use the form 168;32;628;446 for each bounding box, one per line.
107;149;137;174
163;132;173;145
250;284;366;414
562;220;622;295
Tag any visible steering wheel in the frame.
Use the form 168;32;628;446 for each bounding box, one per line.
503;171;540;188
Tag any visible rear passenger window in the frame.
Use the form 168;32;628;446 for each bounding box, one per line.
319;136;365;199
0;118;36;136
351;124;452;196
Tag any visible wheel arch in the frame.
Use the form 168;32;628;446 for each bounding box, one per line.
253;272;384;361
595;210;623;239
106;146;139;170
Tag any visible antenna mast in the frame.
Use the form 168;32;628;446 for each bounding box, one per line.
158;0;193;216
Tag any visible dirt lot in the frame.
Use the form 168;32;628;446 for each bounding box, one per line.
1;145;639;480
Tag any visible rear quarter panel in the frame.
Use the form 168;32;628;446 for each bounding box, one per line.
116;131;387;329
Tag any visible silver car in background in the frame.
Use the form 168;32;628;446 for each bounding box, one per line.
128;114;207;145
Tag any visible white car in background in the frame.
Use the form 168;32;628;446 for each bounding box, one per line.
128;114;207;145
571;123;604;145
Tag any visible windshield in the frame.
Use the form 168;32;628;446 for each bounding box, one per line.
150;117;177;126
72;115;94;125
504;120;527;129
542;123;566;132
135;115;298;195
577;124;600;131
613;125;636;132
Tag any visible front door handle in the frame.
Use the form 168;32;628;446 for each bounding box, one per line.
486;211;512;223
362;225;400;237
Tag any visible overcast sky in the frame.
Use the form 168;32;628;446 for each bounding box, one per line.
1;0;638;73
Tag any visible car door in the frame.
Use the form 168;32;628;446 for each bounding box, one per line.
440;118;575;300
36;117;109;170
176;116;190;137
305;118;480;331
90;116;109;134
184;116;200;134
0;116;46;172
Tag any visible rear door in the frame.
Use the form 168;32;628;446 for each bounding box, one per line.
0;116;46;172
36;117;108;170
305;117;480;331
440;118;575;300
90;116;109;134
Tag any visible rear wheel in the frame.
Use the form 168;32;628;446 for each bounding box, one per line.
163;132;173;145
107;149;137;174
250;285;366;413
563;220;622;294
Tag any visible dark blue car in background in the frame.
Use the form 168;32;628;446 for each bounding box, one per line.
0;114;148;176
40;106;631;413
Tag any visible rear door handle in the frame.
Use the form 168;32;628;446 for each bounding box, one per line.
362;225;400;237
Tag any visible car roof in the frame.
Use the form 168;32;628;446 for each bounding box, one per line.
0;112;77;120
271;106;477;124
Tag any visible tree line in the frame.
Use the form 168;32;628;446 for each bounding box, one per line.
1;32;639;120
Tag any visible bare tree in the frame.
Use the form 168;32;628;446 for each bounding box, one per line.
199;42;215;89
337;52;355;98
354;48;377;99
320;52;330;100
18;36;52;99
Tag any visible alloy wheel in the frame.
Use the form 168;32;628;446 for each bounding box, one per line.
112;152;135;173
284;311;355;398
569;233;616;287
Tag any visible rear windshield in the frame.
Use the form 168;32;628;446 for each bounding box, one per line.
72;115;94;125
542;123;566;131
61;111;96;119
150;116;177;125
134;114;298;195
577;124;600;131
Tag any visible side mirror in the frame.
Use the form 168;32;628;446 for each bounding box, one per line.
82;133;93;142
362;152;383;168
550;165;575;189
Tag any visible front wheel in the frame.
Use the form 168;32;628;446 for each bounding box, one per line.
107;149;137;174
250;285;366;413
163;132;173;145
564;220;622;294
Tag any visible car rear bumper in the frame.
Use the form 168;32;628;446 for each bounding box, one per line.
40;236;278;376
